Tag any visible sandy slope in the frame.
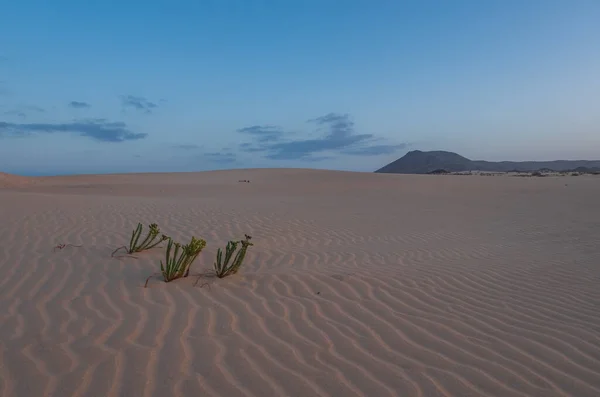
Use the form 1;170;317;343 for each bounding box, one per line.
1;169;599;397
0;172;36;188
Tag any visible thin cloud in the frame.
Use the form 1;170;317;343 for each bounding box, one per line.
309;113;356;139
239;142;268;153
204;152;237;164
172;143;201;150
120;95;158;114
341;143;409;156
238;112;402;161
264;134;370;160
0;119;147;142
69;101;91;109
22;105;45;113
2;104;45;118
3;110;26;118
237;125;284;142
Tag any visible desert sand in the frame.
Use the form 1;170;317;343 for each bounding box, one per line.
1;168;599;397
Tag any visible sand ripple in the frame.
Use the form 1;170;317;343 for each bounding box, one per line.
1;170;600;396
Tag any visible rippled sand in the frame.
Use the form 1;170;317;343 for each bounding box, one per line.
1;169;599;397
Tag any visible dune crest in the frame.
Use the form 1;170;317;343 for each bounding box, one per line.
0;169;599;397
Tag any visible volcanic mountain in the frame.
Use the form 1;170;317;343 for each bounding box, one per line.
375;150;600;174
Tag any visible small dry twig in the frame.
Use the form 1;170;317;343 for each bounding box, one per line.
144;272;160;288
194;281;211;290
193;271;215;289
53;243;82;252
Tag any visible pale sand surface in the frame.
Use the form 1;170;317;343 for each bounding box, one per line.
1;169;600;397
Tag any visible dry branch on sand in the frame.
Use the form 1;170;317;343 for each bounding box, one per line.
53;243;82;252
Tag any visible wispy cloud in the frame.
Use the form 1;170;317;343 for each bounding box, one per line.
68;101;91;109
237;125;284;142
3;110;26;118
2;104;45;118
341;143;409;156
0;119;147;142
172;143;201;150
238;113;404;161
120;95;158;114
24;105;45;113
204;152;237;164
17;105;45;113
239;142;268;153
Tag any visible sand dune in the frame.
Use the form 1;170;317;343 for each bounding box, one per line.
1;169;599;396
0;172;36;188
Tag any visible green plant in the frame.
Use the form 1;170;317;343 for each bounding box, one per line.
213;234;253;278
112;223;169;257
159;236;207;283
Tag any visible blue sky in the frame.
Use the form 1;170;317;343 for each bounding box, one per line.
1;0;599;175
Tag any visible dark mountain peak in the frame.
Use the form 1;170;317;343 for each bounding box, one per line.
402;150;471;161
375;150;600;174
375;150;472;174
404;149;423;155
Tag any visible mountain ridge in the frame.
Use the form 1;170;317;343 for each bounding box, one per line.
375;150;600;174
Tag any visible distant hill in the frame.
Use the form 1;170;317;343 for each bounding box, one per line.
375;150;600;174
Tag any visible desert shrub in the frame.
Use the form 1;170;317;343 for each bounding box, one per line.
160;236;207;282
214;234;253;278
112;223;169;257
427;169;448;175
